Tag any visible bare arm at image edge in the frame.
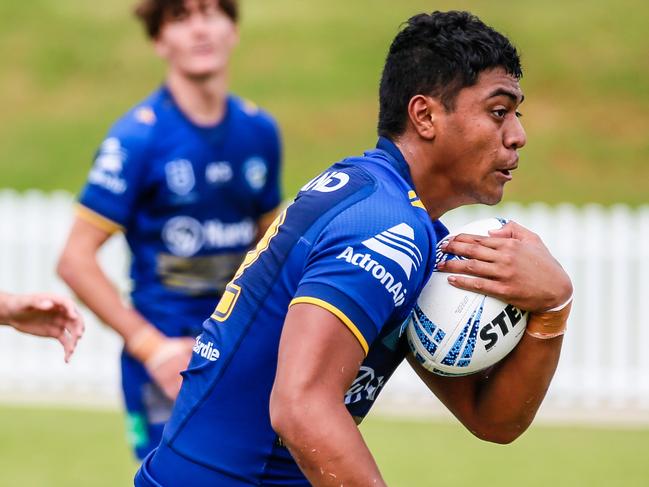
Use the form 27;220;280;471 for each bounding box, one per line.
0;291;85;362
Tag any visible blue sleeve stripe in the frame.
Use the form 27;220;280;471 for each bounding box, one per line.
289;296;369;355
75;203;124;234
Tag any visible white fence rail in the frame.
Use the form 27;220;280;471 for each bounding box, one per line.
1;191;648;421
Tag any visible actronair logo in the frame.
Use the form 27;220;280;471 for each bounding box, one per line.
193;336;220;362
362;223;422;279
336;224;420;307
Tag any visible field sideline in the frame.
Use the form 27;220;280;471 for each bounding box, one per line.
1;405;648;486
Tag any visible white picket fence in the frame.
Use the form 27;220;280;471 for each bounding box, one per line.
1;190;648;422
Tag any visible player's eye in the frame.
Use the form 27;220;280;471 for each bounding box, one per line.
515;111;523;118
202;5;219;16
492;109;507;119
169;8;190;22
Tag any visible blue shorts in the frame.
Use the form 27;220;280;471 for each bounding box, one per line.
135;444;257;486
135;441;311;486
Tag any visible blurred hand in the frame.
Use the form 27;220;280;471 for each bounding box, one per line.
436;221;573;313
2;293;85;362
144;337;195;400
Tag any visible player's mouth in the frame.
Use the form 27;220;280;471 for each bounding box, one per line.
192;44;215;55
496;157;519;181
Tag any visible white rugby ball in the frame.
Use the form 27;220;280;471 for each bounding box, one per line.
406;217;528;376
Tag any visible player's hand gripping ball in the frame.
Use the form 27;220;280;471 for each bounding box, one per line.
406;218;528;376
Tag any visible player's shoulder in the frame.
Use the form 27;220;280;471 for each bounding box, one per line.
105;88;164;146
298;156;430;242
228;94;279;134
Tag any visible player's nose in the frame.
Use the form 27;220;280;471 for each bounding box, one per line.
504;116;526;150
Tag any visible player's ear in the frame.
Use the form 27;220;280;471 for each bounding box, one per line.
407;95;441;141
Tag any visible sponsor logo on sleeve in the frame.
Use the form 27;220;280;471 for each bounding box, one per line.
336;223;421;307
362;223;421;279
88;137;128;194
301;170;350;193
165;159;196;196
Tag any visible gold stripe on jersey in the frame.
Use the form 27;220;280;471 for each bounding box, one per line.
75;204;123;234
407;190;426;210
289;297;369;355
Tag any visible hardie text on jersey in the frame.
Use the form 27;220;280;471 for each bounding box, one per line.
193;336;220;361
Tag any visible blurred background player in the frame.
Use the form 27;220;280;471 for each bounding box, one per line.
0;292;84;362
57;0;282;460
135;10;572;487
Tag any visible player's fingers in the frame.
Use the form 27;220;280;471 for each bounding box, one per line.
66;314;85;340
65;321;84;359
448;233;511;251
32;299;55;312
62;315;86;362
57;328;76;363
439;239;500;264
446;274;506;299
438;258;500;279
44;295;80;320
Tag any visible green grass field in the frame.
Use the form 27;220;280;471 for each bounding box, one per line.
1;405;648;486
1;0;648;204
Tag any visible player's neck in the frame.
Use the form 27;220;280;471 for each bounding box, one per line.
395;136;470;220
166;70;229;126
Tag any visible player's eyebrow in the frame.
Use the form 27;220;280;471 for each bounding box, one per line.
486;88;524;104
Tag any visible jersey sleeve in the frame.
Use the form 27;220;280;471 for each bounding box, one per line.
77;114;152;231
291;197;428;354
255;115;282;215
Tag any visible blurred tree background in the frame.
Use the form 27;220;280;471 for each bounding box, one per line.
0;0;647;202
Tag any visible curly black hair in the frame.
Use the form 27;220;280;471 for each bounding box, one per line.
378;11;522;138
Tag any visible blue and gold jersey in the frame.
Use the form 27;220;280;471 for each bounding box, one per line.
77;87;282;330
138;138;448;486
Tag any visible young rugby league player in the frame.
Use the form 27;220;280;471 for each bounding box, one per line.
136;10;573;486
57;0;282;460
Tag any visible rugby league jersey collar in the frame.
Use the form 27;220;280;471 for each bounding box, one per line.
375;136;416;189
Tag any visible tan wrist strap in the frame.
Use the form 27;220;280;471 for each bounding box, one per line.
125;327;166;363
526;300;572;340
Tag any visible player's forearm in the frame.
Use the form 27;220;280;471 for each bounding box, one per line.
0;292;13;323
57;251;152;342
468;329;562;442
272;398;386;487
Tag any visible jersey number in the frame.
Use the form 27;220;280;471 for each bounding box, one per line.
211;209;286;321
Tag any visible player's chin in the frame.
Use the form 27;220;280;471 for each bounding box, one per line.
477;184;506;206
184;59;225;79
